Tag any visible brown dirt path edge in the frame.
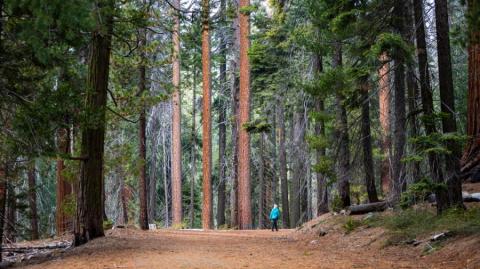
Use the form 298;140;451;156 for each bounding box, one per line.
17;228;474;269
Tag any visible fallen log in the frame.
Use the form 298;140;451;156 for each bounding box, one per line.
429;192;480;203
463;192;480;202
2;243;70;253
347;201;387;215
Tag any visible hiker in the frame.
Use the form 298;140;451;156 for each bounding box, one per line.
269;204;280;232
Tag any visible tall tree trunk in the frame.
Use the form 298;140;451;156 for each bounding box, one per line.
190;67;197;228
74;0;113;246
434;0;464;211
171;0;183;226
378;53;392;195
238;0;252;229
56;127;72;235
28;162;39;240
277;98;289;227
360;82;379;203
216;0;227;228
414;0;445;193
201;0;213;230
291;108;307;226
333;42;351;208
390;1;407;204
138;23;149;230
461;0;480;181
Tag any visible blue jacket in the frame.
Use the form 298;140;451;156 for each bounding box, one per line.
269;207;280;220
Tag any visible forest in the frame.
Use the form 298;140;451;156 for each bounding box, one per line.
0;0;480;268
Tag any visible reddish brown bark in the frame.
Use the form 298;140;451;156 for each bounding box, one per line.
56;127;72;235
201;0;213;230
238;0;252;229
462;1;480;181
171;0;183;226
74;0;113;246
378;53;391;196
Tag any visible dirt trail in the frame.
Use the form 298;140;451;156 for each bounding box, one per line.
18;227;463;269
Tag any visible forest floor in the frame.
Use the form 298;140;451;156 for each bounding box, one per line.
15;214;480;269
8;183;480;269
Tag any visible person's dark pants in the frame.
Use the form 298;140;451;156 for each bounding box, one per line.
271;219;278;231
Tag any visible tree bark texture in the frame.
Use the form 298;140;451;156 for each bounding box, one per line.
201;0;213;230
462;0;480;182
238;0;252;229
360;82;379;203
390;1;407;204
74;0;113;246
171;0;183;226
434;0;464;211
378;53;392;196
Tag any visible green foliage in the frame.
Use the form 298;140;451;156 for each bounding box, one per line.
330;192;343;213
399;179;442;209
312;157;335;179
343;217;363;234
369;33;413;61
103;219;114;230
307;135;329;150
242;119;272;133
369;208;480;245
239;5;257;15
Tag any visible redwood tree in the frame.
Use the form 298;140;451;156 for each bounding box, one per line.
378;53;391;195
201;0;213;229
462;0;480;181
74;0;114;246
171;0;183;226
238;0;252;229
